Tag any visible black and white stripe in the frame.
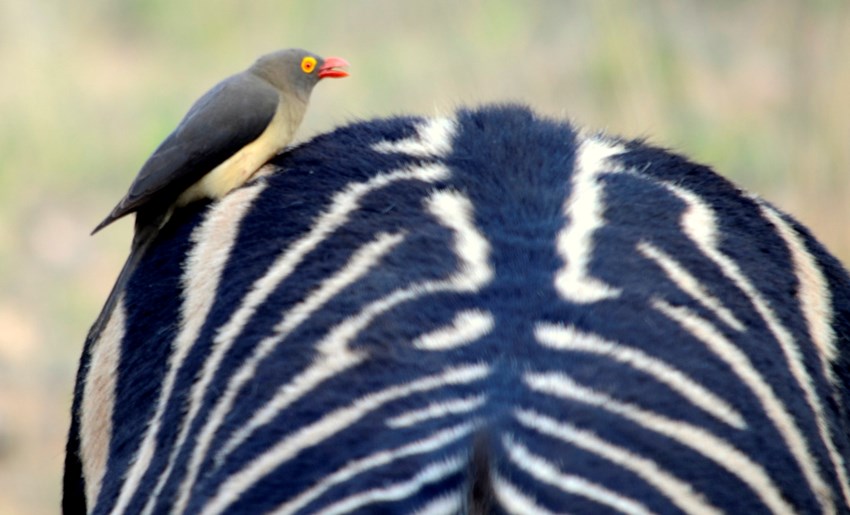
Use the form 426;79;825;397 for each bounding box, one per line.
65;105;850;514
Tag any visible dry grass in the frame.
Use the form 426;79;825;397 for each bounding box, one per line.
1;1;848;513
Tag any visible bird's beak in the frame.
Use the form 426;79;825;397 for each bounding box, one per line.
318;57;350;79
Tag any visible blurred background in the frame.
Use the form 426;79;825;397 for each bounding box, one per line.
0;1;848;513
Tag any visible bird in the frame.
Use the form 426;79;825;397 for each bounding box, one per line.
87;48;348;338
94;48;349;243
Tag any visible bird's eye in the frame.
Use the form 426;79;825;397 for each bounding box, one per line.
301;56;317;74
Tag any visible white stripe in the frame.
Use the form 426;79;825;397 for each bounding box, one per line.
637;241;745;331
207;190;492;469
372;117;456;157
534;322;745;429
307;455;466;515
409;490;464;515
759;201;850;508
212;163;449;351
413;309;494;350
192;164;449;443
555;134;624;303
80;295;125;508
524;371;795;514
164;163;450;513
427;191;494;289
111;181;267;515
514;409;720;515
502;436;654;515
272;421;479;514
386;395;487;428
758;203;837;365
172;231;405;512
199;364;490;515
654;298;837;513
660;181;836;511
491;472;560;515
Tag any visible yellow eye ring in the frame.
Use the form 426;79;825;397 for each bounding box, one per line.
301;56;317;74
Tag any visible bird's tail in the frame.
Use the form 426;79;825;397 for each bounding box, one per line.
91;203;125;236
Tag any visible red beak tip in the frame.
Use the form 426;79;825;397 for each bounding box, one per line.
318;56;350;79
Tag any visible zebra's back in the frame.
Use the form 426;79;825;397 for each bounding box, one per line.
66;104;850;514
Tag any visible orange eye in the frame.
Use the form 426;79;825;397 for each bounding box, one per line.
301;56;317;74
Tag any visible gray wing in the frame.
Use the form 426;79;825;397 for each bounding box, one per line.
93;72;279;233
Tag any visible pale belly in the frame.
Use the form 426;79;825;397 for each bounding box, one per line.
176;99;300;207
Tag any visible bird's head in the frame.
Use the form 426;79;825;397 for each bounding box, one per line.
251;48;349;100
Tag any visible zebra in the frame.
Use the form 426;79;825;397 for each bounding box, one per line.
65;104;850;514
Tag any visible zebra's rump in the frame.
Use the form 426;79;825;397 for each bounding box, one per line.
66;104;850;514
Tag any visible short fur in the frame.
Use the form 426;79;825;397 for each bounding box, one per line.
67;105;850;514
